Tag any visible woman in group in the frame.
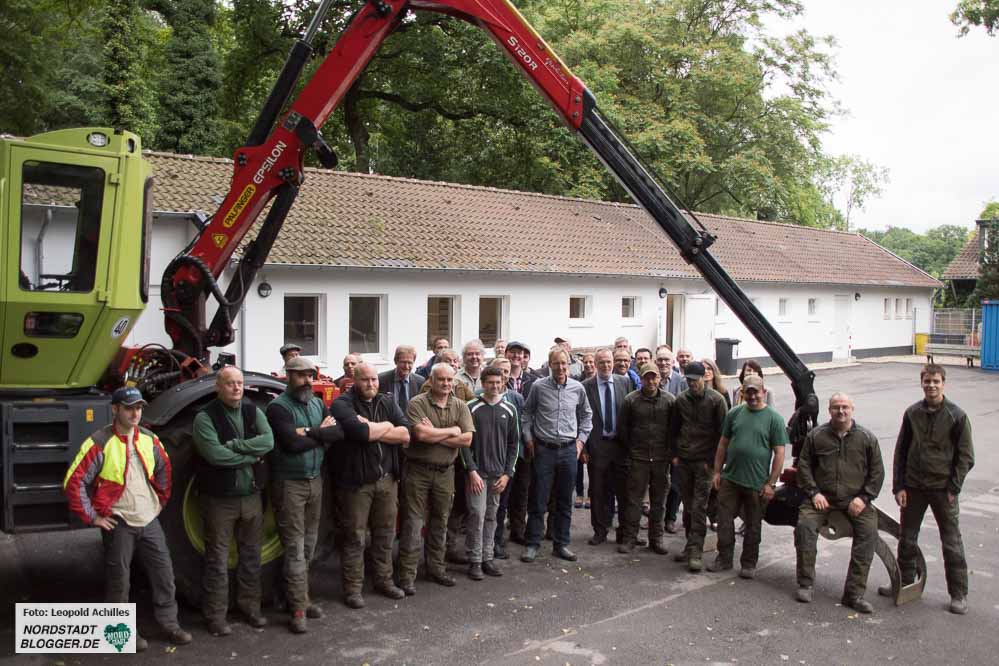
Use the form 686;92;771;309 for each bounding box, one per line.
701;358;730;409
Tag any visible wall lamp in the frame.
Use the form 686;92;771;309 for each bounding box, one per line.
258;281;273;298
854;292;861;301
658;287;668;299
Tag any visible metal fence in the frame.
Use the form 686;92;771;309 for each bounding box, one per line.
930;308;981;347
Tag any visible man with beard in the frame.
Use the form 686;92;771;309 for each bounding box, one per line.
266;356;344;632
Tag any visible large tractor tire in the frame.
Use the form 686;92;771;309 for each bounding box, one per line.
154;391;284;608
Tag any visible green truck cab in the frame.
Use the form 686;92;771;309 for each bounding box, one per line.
0;128;151;531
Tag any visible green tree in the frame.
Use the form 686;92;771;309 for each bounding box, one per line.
150;0;223;154
952;0;999;36
858;224;969;278
979;200;999;218
101;0;159;141
816;155;889;230
973;222;999;301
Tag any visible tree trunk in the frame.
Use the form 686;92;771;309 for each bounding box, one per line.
344;81;370;173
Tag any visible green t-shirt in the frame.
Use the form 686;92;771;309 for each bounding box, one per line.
720;404;788;490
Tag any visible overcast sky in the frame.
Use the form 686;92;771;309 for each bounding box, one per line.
782;1;999;233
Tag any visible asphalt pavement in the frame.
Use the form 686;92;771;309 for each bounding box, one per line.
2;362;998;665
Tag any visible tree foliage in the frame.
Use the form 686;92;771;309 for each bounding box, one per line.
974;222;999;301
952;0;999;36
859;225;970;279
979;200;999;219
1;0;890;229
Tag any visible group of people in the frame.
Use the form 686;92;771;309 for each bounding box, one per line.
62;332;975;651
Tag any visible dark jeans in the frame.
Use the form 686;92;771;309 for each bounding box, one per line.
665;460;681;523
337;476;398;595
575;459;586;497
715;479;764;568
508;456;532;540
527;443;577;548
102;517;180;632
899;488;968;598
446;464;468;556
200;493;263;622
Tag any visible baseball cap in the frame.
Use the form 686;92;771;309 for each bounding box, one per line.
743;375;764;391
279;343;302;356
111;386;147;406
639;363;660;377
684;361;706;379
554;336;569;344
507;340;531;354
285;356;317;374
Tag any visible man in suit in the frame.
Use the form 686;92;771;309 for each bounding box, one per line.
581;348;632;546
378;345;424;413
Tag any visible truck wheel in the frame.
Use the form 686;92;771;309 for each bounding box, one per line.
155;394;284;608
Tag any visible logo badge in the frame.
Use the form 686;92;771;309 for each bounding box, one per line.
103;624;130;653
213;233;228;248
110;317;130;338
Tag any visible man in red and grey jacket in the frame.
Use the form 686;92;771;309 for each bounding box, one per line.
63;387;192;652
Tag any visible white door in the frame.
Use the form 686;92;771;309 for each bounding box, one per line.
682;294;716;359
832;294;852;360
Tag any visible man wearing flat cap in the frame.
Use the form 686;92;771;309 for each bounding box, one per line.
266;356;343;633
709;374;787;579
64;387;192;652
617;363;675;554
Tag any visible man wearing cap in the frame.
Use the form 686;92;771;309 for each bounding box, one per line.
379;345;424;413
330;363;411;608
192;366;274;636
521;348;593;563
616;363;674;554
64;387;192;652
266;356;344;632
280;343;302;365
709;374;788;578
581;348;631;546
399;363;475;593
794;392;883;613
671;361;728;571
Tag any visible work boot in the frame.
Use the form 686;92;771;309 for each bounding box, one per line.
688;557;704;573
468;562;485;581
617;541;636;554
707;558;733;573
635;535;648;547
375;583;406;600
739;566;756;580
842;596;873;614
447;551;469;565
665;520;678;534
588;532;608;546
207;620;232;637
306;605;324;619
428;571;456;587
345;594;365;609
482;560;503;577
289;610;308;633
521;546;539;563
949;597;969;615
649;538;669;555
165;627;192;645
242;609;268;628
553;545;577;562
795;587;813;603
400;581;417;596
878;578;915;597
136;635;148;652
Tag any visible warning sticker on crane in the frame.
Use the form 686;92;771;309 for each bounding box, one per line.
212;233;228;248
222;184;256;228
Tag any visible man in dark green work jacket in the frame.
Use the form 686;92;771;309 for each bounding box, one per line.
266;356;343;633
794;392;883;613
884;363;974;615
193;366;274;636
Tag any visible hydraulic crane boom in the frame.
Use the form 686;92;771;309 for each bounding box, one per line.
161;0;818;441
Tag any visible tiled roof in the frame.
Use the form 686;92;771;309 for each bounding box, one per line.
145;151;940;289
941;233;979;280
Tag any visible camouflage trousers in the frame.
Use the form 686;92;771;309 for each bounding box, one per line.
899;488;968;599
794;502;877;599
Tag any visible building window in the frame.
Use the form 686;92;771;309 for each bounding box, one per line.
569;296;589;319
883;298;891;319
778;298;790;318
284;295;320;356
349;295;382;354
622;296;638;318
905;298;913;319
479;297;504;347
895;298;902;319
427;296;455;351
808;298;818;317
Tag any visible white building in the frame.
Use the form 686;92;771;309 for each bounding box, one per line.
130;151;940;376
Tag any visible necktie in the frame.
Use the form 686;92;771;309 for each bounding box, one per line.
603;381;614;435
400;379;409;410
